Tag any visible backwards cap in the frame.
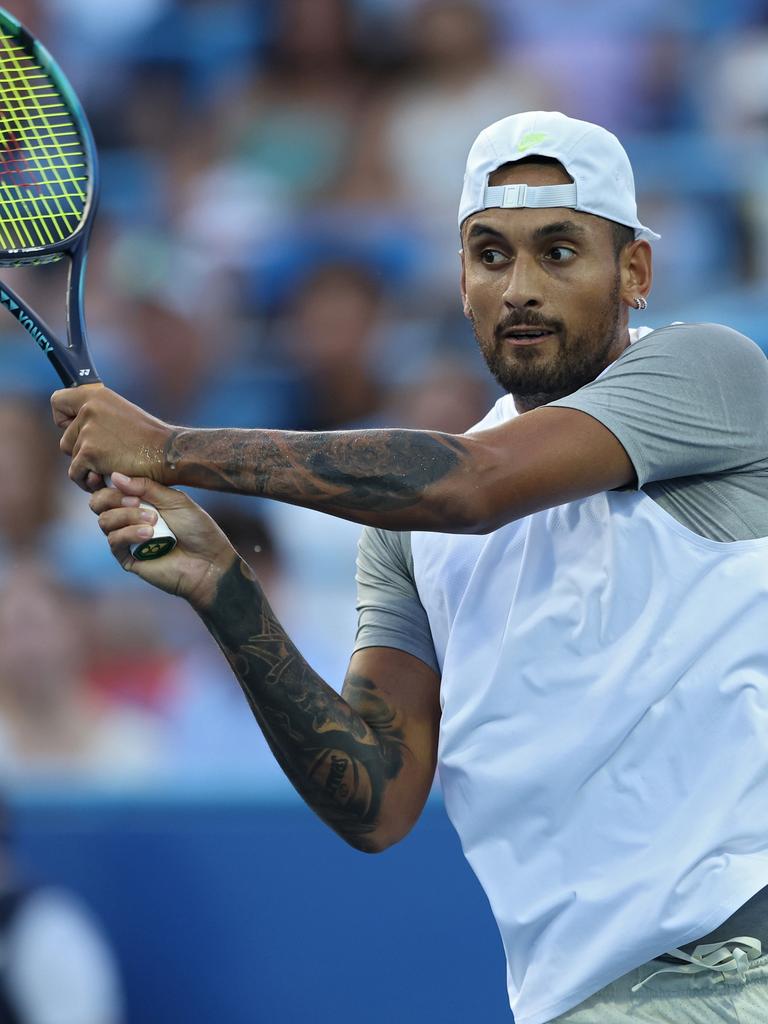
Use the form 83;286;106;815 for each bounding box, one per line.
459;110;660;242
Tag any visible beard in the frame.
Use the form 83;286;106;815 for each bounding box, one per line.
471;277;623;410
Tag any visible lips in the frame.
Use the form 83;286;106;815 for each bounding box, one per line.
502;329;555;346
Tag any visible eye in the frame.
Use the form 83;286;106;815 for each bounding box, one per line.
546;245;577;263
480;248;506;265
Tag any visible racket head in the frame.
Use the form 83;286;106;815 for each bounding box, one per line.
0;8;98;267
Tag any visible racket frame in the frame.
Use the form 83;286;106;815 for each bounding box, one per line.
0;6;100;386
0;8;176;561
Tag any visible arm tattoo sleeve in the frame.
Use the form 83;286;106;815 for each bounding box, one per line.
165;427;476;531
199;558;407;852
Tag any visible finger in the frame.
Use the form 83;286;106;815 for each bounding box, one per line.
68;431;111;489
106;523;155;568
68;452;94;491
59;417;80;456
109;473;188;511
89;487;126;515
98;506;157;537
86;471;106;492
50;386;90;431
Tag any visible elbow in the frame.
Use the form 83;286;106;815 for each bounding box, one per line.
350;837;392;855
429;488;497;535
345;830;405;855
339;819;413;855
449;491;508;535
440;453;514;535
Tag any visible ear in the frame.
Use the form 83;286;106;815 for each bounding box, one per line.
459;248;472;319
620;239;653;308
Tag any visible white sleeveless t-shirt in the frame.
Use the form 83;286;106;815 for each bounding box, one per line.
411;353;768;1023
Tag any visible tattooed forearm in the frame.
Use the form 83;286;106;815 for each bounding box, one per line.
164;427;476;530
199;558;407;851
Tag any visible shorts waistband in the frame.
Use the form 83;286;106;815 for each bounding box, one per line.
633;937;763;992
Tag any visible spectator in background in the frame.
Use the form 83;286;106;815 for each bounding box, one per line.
0;398;60;568
272;261;388;431
702;17;768;284
219;0;373;205
384;355;495;434
488;0;691;131
382;0;554;295
91;282;300;432
0;797;123;1023
0;560;165;786
703;19;768;137
170;0;411;315
114;296;237;425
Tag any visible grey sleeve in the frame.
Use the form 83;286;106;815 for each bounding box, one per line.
547;323;768;487
354;527;440;675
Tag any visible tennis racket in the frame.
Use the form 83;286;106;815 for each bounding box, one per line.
0;7;176;560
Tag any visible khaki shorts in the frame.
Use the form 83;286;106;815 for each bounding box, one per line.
549;938;768;1023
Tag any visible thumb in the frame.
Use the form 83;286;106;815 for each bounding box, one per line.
109;473;187;511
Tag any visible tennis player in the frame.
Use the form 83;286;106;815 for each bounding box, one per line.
52;111;768;1023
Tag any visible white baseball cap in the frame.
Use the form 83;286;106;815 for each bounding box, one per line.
458;110;660;242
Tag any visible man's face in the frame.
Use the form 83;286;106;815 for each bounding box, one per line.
461;161;629;411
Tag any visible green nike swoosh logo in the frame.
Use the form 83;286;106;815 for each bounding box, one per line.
516;132;551;153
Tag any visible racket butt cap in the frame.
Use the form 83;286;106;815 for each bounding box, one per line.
130;504;177;560
132;535;177;561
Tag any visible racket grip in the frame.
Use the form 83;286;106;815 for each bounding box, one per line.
104;476;177;561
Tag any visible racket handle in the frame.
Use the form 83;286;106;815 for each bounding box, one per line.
131;502;177;561
104;476;177;561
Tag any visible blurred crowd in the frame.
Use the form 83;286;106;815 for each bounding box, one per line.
0;0;766;794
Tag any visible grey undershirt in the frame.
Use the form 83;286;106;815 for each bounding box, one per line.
354;322;768;953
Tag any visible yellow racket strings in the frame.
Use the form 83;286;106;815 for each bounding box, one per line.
0;32;87;252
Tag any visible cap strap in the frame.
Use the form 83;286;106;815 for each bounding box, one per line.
483;183;578;211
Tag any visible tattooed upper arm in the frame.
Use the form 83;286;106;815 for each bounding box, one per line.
337;647;441;851
199;558;440;853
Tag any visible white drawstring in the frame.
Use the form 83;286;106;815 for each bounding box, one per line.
632;937;763;992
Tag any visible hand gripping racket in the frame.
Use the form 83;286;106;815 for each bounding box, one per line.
0;8;175;559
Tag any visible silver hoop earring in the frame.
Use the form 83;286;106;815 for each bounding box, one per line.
633;296;648;311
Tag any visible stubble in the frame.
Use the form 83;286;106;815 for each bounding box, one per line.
471;276;623;411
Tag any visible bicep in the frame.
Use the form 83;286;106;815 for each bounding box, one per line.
342;646;440;846
467;405;635;532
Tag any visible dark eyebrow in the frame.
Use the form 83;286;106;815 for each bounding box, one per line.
466;222;507;242
466;219;589;245
532;220;588;242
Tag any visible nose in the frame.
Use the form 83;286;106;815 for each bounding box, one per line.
501;255;544;310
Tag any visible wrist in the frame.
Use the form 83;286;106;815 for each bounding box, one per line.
160;426;187;486
159;427;255;493
186;550;243;615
